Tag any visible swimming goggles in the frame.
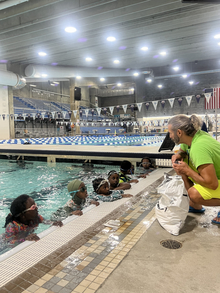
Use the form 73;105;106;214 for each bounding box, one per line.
108;170;118;178
142;162;150;165
96;179;109;192
15;203;38;217
69;186;87;195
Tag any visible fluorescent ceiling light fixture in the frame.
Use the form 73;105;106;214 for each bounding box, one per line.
113;60;120;64
189;81;194;85
85;57;92;61
41;74;48;77
141;47;148;51
100;78;105;81
173;66;179;71
158;84;162;88
159;51;166;56
76;76;81;79
147;79;152;83
214;34;220;39
107;36;116;42
130;88;134;91
182;74;188;78
53;81;59;84
38;52;47;56
65;27;77;33
30;84;36;87
133;72;139;76
117;83;121;86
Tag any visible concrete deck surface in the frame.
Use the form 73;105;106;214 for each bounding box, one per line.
97;206;220;293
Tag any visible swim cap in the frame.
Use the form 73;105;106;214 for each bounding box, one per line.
67;179;82;193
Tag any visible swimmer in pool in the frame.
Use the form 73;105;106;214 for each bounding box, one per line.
108;170;131;190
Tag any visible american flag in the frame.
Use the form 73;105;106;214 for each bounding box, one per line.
205;88;220;110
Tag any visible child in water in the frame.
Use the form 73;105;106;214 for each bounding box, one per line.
108;170;131;190
89;178;132;202
50;179;99;221
138;157;156;177
119;160;139;184
4;194;63;245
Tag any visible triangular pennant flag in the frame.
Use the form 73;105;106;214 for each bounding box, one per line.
185;96;193;106
145;103;150;110
152;100;158;110
14;114;18;120
168;98;175;108
2;114;5;120
136;103;142;112
96;107;101;116
204;93;212;103
178;97;183;106
161;100;166;108
85;109;89;117
10;114;14;120
51;112;55;119
116;105;120;113
130;104;134;112
73;110;78;118
139;121;143;126
122;104;127;113
109;106;114;115
62;111;66;119
41;112;45;119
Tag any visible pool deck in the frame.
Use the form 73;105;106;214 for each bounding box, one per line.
1;167;220;293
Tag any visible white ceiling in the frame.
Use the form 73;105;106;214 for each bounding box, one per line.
1;0;220;77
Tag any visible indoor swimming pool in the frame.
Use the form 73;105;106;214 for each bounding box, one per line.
0;159;121;254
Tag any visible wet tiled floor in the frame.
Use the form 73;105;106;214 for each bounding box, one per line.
1;187;162;293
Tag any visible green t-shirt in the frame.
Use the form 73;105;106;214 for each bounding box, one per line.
180;130;220;179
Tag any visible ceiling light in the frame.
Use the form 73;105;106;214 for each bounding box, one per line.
189;81;194;85
182;74;188;78
30;84;36;87
117;83;121;86
38;52;47;56
158;85;162;88
113;60;120;64
107;36;116;42
130;88;134;91
214;34;220;39
147;79;152;83
65;27;77;33
76;76;81;79
133;72;139;76
160;51;166;56
41;74;48;77
100;78;105;81
173;66;179;71
53;81;59;84
141;47;148;51
218;42;220;46
85;57;92;61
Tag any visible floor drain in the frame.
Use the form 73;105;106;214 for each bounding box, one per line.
160;239;182;249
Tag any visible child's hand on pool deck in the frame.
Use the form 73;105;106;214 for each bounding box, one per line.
72;210;83;216
122;194;133;198
91;200;99;206
25;233;40;241
52;221;63;227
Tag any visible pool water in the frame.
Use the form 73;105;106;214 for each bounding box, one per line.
0;159;119;254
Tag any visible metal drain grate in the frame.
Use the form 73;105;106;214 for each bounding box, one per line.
160;239;182;249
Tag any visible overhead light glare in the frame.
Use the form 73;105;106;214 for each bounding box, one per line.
38;52;47;56
53;81;59;84
30;84;36;87
117;83;121;86
182;74;188;78
218;42;220;46
147;79;152;83
160;51;166;56
85;57;92;61
189;81;194;85
158;84;162;88
133;72;139;76
65;27;77;33
100;78;105;81
113;60;120;64
107;36;116;42
173;66;179;71
76;76;81;79
214;34;220;39
41;74;48;77
141;47;148;51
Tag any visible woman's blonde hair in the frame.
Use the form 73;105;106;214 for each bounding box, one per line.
168;114;202;137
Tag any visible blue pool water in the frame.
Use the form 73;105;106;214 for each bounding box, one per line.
0;159;119;254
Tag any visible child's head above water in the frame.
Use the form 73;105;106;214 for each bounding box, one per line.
4;194;38;227
120;160;132;174
108;170;119;188
92;178;110;195
67;179;88;200
141;157;153;169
